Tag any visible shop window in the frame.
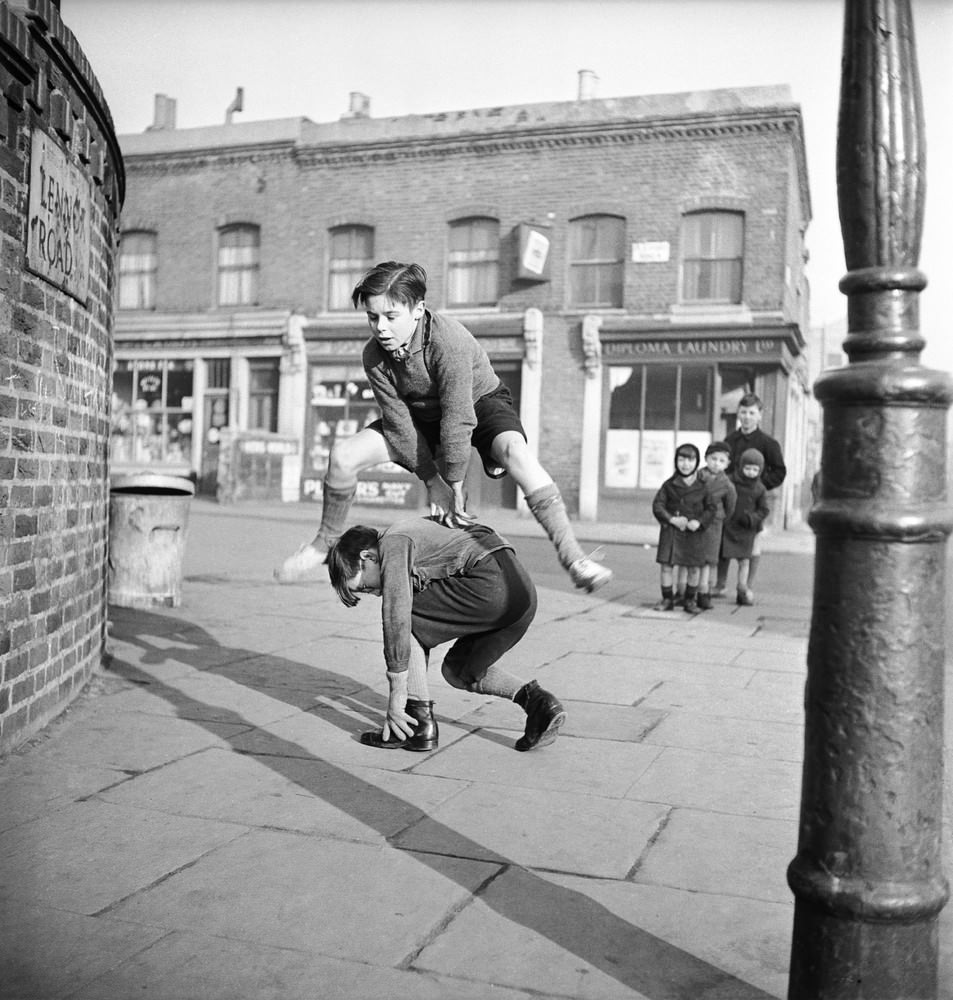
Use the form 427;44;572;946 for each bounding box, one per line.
329;225;374;310
110;359;194;468
118;230;157;310
448;217;499;306
248;359;279;432
604;363;713;490
681;211;744;303
305;365;416;507
569;215;624;307
218;224;259;306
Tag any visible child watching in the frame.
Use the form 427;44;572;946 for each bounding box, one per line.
721;448;770;605
651;443;714;613
696;441;736;610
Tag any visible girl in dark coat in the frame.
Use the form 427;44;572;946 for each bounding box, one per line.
651;443;715;613
721;448;770;605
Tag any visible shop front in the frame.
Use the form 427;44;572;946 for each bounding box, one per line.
590;327;805;523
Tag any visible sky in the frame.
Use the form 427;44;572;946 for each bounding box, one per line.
64;0;953;374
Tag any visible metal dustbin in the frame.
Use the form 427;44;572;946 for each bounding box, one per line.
108;473;196;608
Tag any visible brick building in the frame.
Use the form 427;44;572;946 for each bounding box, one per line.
115;81;812;523
1;0;124;750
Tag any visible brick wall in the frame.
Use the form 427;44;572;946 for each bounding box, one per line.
0;0;124;752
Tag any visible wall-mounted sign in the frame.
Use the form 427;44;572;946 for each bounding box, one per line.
517;223;552;281
631;241;670;263
26;131;92;304
603;337;783;360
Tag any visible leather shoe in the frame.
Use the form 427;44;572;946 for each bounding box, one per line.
514;681;566;751
360;698;439;752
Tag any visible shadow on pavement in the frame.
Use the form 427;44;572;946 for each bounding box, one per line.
107;606;779;1000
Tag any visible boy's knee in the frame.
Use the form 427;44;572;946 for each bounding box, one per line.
441;658;469;689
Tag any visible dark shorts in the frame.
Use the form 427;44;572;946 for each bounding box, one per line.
366;382;526;478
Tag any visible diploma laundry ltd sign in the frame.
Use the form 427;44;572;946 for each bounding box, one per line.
26;131;92;304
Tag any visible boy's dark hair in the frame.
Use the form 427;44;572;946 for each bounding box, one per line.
351;261;427;309
738;392;763;410
326;525;380;607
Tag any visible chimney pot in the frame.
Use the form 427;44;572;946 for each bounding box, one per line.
577;69;599;101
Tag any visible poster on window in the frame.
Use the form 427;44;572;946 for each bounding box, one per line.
604;430;640;489
639;432;674;490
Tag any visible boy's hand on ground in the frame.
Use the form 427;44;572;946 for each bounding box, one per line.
382;673;417;741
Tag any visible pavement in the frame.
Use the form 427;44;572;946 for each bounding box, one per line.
1;499;950;1000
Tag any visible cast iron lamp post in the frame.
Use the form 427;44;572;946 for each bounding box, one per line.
787;1;951;996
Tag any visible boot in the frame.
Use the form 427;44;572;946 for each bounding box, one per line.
682;585;699;614
360;699;439;752
736;587;754;606
654;586;675;611
696;591;712;611
274;483;356;583
514;681;566;752
526;485;612;593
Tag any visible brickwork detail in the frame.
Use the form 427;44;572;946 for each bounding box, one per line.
0;0;123;752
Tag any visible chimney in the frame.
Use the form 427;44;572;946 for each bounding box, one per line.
577;69;599;101
341;91;370;119
147;93;177;131
225;87;244;124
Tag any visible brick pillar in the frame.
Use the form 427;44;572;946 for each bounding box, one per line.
0;0;124;751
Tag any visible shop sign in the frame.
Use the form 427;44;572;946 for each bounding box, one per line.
26;131;92;304
239;439;298;455
603;337;782;360
631;241;670;263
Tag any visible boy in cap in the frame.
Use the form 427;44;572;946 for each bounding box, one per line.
696;441;736;610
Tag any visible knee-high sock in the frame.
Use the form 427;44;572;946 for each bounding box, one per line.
468;663;524;700
525;483;585;570
406;641;430;702
314;482;356;546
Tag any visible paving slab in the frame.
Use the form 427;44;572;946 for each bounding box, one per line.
631;807;795;904
642;711;803;762
412;866;785;1000
0;799;245;914
392;782;670;877
626;747;801;821
67;930;553;1000
0;899;167;1000
96;744;471;844
107;829;499;963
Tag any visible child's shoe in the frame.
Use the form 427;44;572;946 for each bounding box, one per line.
736;588;754;606
653;596;675;611
569;556;613;593
696;592;712;611
683;596;699;614
673;591;685;608
274;541;328;583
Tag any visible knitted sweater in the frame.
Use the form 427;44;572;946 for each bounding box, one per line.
363;309;500;482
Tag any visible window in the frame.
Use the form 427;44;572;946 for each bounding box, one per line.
118;230;157;309
448;217;499;306
248;359;279;432
569;215;624;307
681;211;744;303
218;225;260;306
604;364;713;489
329;225;374;310
110;359;193;467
